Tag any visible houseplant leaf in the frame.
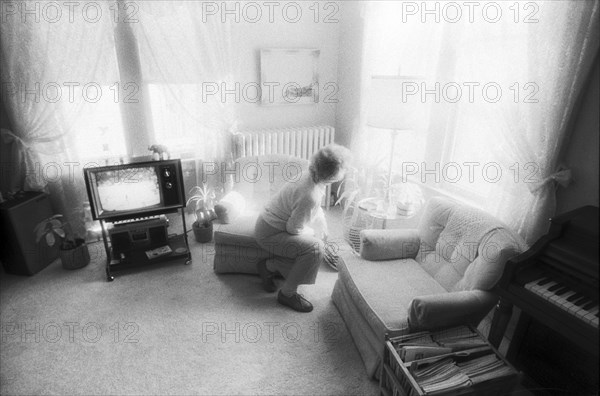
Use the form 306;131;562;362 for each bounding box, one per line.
53;228;66;238
46;232;56;246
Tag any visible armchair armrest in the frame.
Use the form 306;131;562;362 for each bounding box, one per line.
359;229;420;261
214;191;247;224
408;290;498;332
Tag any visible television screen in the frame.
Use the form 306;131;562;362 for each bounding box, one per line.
94;167;162;213
84;159;184;221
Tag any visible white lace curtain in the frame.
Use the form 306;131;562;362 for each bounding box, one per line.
0;2;119;233
356;0;599;245
0;0;236;233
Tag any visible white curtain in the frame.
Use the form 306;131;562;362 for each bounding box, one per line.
357;0;599;244
1;0;238;234
492;1;600;243
0;1;119;235
133;1;239;160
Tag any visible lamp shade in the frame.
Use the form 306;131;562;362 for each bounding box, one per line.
367;75;428;131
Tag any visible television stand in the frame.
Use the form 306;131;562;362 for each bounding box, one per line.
99;208;191;281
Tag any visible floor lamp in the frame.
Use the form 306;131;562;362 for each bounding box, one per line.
367;75;426;213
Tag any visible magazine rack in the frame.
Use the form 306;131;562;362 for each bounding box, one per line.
379;326;521;396
99;208;191;281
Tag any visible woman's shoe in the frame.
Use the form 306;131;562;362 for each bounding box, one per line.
277;291;313;312
257;260;277;293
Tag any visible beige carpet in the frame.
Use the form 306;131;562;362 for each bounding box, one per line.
0;209;379;396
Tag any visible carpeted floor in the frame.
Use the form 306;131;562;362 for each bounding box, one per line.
0;208;379;396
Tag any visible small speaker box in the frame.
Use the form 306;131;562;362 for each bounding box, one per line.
0;191;58;275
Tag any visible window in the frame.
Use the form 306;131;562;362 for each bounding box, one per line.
149;83;205;156
71;84;127;162
364;1;536;205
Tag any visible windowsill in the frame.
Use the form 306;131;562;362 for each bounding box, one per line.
418;183;487;213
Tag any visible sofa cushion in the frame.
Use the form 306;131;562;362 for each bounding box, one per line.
408;289;498;331
337;249;447;338
455;227;526;291
416;197;525;292
359;229;420;261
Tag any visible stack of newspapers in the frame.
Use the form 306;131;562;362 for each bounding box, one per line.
391;326;516;394
394;326;487;362
411;357;472;393
410;353;516;393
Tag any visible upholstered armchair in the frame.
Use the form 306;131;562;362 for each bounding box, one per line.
212;154;308;274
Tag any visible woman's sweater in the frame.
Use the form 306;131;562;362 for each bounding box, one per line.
261;173;326;235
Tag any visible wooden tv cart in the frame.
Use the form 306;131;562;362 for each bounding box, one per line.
99;208;191;281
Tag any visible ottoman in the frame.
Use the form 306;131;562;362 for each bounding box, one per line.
213;214;266;274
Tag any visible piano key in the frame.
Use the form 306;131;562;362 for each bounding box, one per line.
526;282;599;329
574;303;596;321
549;287;569;302
573;296;589;306
547;283;563;292
568;301;586;315
567;292;584;302
554;286;570;295
582;301;597;311
554;292;586;314
525;279;541;290
539;281;558;297
536;277;552;286
557;291;577;309
572;300;592;319
583;307;599;322
525;277;551;288
550;289;571;303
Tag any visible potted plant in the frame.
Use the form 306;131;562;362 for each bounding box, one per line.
187;183;217;243
35;214;90;270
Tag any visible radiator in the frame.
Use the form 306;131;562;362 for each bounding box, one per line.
232;125;336;206
233;125;335;160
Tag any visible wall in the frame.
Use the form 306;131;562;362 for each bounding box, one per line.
231;2;340;131
555;58;600;214
334;1;364;148
0;95;11;130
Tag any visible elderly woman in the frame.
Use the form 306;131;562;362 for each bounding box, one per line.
254;144;351;312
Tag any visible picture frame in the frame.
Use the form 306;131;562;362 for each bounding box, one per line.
260;48;320;105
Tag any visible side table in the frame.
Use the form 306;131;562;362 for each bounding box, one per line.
357;197;418;229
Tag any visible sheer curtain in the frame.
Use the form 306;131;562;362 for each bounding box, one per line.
357;0;599;244
0;2;120;235
133;1;239;160
492;1;600;243
1;0;238;234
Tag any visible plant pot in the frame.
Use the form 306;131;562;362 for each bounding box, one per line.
59;238;90;270
192;222;213;243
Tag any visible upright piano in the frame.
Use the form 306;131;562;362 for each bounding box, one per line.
489;205;598;394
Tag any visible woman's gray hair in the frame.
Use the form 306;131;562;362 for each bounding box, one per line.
309;144;352;183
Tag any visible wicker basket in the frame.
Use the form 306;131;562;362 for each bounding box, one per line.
342;199;371;252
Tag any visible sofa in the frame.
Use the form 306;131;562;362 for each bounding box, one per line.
331;196;526;379
212;154;309;274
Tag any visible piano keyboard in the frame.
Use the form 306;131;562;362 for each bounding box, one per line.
525;277;599;328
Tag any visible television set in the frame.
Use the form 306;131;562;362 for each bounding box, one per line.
84;159;186;222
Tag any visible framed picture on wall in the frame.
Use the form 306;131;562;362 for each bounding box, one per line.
260;48;320;105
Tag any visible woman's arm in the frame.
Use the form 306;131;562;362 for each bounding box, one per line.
286;197;314;234
310;206;328;240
